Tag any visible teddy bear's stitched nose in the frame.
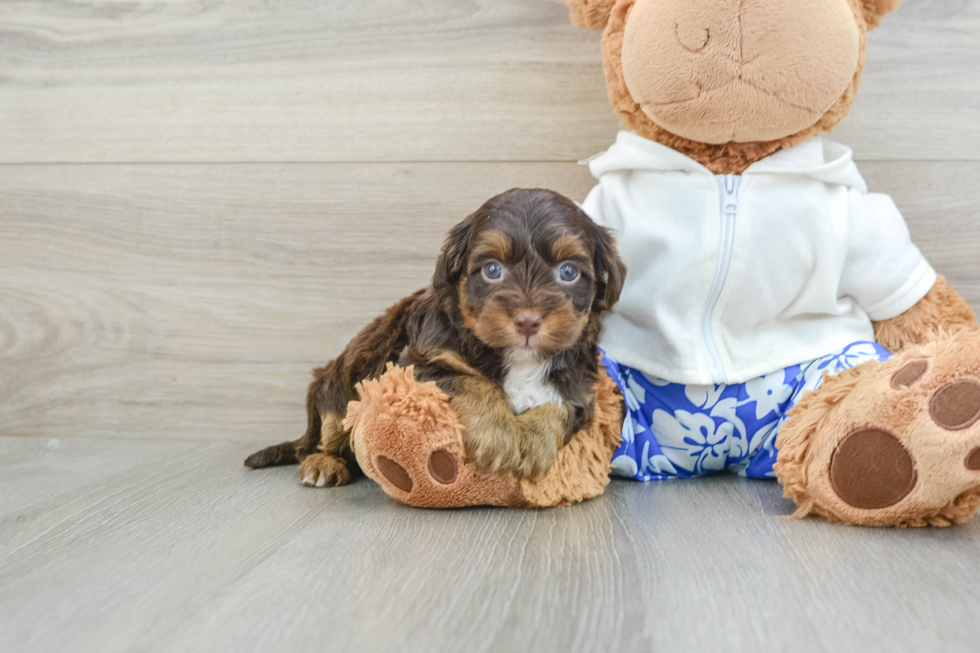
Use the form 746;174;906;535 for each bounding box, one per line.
674;22;710;54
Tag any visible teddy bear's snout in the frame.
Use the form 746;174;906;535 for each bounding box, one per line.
621;0;862;143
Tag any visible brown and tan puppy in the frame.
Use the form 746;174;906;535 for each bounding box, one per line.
245;188;626;487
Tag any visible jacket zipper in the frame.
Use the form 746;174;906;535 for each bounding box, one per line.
701;174;741;384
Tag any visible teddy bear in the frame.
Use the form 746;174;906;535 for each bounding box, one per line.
345;0;980;526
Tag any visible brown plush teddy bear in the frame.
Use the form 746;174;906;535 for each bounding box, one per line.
347;0;980;526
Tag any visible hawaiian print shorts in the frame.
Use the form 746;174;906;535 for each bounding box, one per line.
600;341;892;481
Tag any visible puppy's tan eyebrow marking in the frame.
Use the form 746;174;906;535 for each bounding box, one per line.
552;234;589;262
428;350;480;376
471;229;512;262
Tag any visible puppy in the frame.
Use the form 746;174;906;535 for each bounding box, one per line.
244;188;626;486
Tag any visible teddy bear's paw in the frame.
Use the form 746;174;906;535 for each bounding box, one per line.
298;453;352;488
362;434;523;508
346;364;525;508
778;329;980;527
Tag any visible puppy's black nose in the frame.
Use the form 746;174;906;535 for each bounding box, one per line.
514;312;542;338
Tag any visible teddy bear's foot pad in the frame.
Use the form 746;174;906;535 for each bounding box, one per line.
830;428;917;510
777;329;980;526
929;379;980;430
830;367;980;511
375;456;414;492
427;449;460;484
967;447;980;470
373;449;459;494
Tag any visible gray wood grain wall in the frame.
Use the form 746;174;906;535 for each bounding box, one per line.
2;0;979;442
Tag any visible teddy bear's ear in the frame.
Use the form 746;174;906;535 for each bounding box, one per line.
862;0;903;29
567;0;617;31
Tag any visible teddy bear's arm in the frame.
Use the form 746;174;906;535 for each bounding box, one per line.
873;276;978;354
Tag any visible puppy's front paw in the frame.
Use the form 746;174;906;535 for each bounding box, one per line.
515;433;558;479
466;432;521;478
514;403;567;479
299;453;351;488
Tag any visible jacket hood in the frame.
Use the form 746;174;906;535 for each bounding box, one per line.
586;131;868;193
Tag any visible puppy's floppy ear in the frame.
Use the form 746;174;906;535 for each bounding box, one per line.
567;0;617;31
433;212;479;304
862;0;902;29
590;223;627;313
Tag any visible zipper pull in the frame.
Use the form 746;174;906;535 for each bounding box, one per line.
723;174;740;214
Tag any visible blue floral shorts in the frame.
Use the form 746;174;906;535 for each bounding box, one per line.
600;342;892;481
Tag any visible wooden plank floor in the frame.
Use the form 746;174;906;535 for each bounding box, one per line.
2;435;980;653
2;1;980;650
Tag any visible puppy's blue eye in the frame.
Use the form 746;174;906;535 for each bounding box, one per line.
558;263;579;283
482;261;503;281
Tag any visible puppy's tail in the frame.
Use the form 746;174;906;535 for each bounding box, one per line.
247;371;326;469
244;440;299;469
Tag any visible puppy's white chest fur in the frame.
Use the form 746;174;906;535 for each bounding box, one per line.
503;350;563;414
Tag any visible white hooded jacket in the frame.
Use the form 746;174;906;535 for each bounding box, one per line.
582;131;936;386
